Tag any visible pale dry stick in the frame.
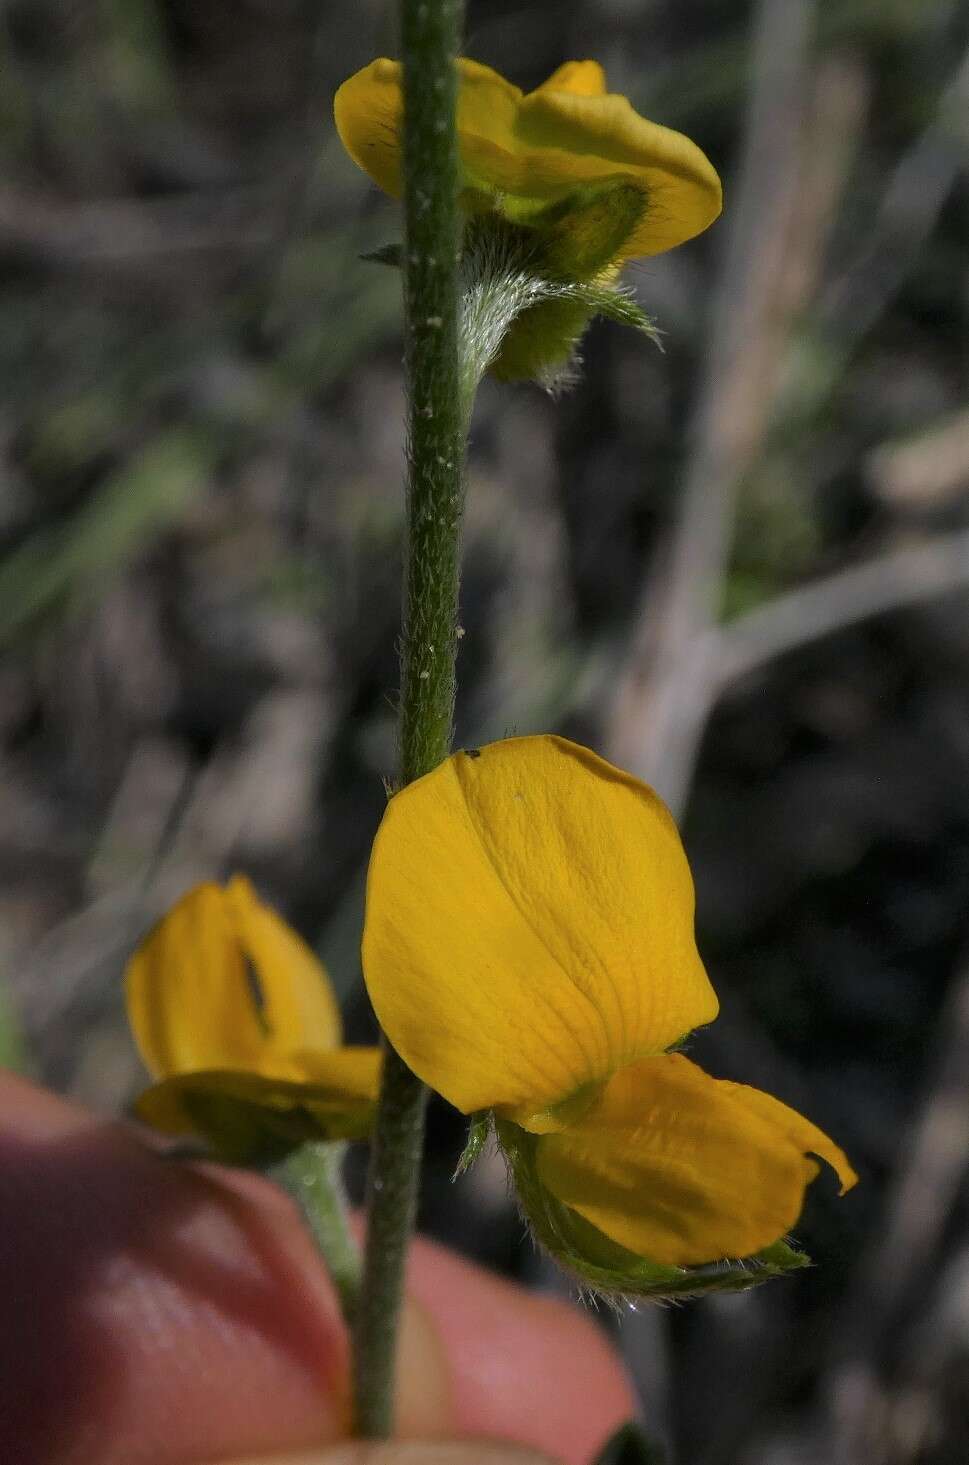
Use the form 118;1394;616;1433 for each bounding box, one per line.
606;32;969;819
603;527;969;887
817;41;969;361
0;184;278;265
604;0;817;1440
821;954;969;1465
772;51;870;329
767;25;969;437
606;0;816;817
766;32;969;445
867;406;969;511
711;526;969;694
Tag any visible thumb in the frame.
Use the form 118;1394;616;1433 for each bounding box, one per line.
0;1072;633;1465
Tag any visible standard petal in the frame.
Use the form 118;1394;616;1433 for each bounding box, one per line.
535;1053;857;1266
125;879;340;1079
133;1047;383;1159
533;62;608;98
126;883;266;1078
225;874;343;1057
513;90;722;254
333;58;406;197
362;735;718;1120
334;57;522;200
334;58;720;258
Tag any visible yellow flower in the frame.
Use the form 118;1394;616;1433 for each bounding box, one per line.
126;875;381;1161
336;59;721;386
362;737;855;1273
334;58;721;263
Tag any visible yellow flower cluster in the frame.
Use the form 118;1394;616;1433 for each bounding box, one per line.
121;60;853;1288
126;740;854;1276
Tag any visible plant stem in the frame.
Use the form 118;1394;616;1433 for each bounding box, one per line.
397;10;468;785
353;0;467;1437
273;1142;361;1324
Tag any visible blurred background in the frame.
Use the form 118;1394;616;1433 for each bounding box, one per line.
2;0;969;1460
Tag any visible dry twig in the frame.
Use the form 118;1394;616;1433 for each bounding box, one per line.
606;0;816;815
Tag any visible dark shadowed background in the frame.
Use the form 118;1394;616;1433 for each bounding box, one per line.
2;0;969;1461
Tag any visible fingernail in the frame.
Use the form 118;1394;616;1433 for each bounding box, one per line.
394;1297;453;1437
223;1442;561;1463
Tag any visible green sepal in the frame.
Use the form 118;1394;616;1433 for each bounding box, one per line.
490;294;596;387
491;282;659;387
134;1071;376;1167
454;1110;493;1178
581;286;661;339
594;1423;666;1465
458;216;659;394
520;182;648;281
496;1120;811;1301
364;192;656;389
165;1088;331;1166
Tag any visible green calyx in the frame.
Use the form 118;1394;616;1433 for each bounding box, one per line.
454;1110;492;1176
458;212;658;393
136;1076;374;1167
494;1119;812;1302
460;179;648;281
487;292;597;388
362;181;658;396
514;181;648;281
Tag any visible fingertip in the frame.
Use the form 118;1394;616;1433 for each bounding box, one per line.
0;1072;351;1463
0;1073;633;1465
407;1237;635;1465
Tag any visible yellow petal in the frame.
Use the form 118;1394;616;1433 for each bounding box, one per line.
533;62;608;98
333;58;405;198
512;90;721;255
334;57;521;201
134;1047;383;1157
125;877;341;1080
334;57;721;257
362;735;718;1120
535;1053;857;1266
225;874;343;1055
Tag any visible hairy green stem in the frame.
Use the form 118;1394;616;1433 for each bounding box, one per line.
273;1143;361;1323
353;0;467;1437
397;15;468;783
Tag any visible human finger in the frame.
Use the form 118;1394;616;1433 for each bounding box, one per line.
0;1072;634;1465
